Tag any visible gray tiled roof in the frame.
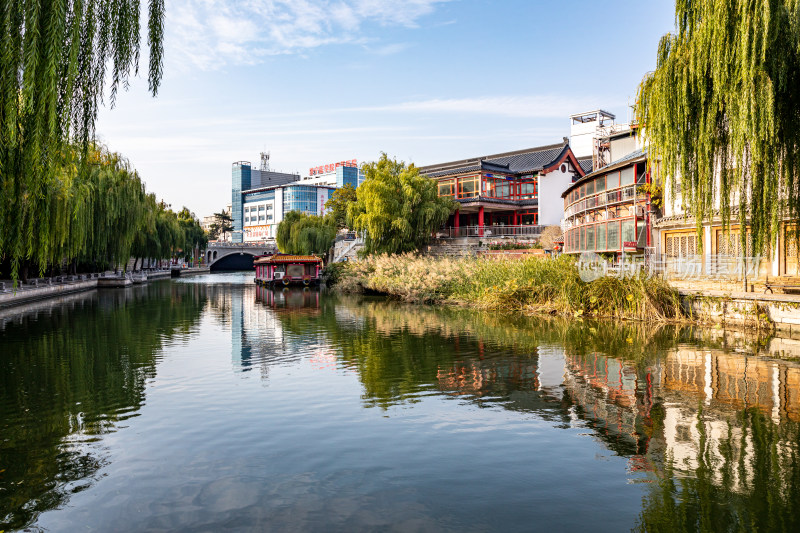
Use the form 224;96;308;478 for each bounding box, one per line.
420;142;570;178
484;145;566;174
578;158;593;174
426;165;481;178
561;148;648;198
580;148;647;180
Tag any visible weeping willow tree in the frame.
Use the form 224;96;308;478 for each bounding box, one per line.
348;153;456;255
636;0;800;254
276;211;336;256
177;207;208;264
0;0;165;281
0;142;201;277
79;149;149;270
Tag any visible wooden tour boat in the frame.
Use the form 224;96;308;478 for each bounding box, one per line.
254;254;323;287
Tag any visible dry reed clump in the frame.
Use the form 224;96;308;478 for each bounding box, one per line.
328;254;685;321
334;253;468;303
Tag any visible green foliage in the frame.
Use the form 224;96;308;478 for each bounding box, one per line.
276;211;336;256
348;154;456;255
177;207;207;260
0;144;204;278
0;0;165;281
324;183;357;229
638;182;664;209
636;0;800;254
331;254;683;320
208;210;233;241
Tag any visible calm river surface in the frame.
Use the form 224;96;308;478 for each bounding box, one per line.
2;272;800;532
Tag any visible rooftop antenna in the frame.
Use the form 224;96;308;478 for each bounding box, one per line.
260;151;270;171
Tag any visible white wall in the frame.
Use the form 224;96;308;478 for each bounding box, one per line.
243;199;276;242
316;188;332;215
301;173;337;187
570;121;599;159
538;162;576;226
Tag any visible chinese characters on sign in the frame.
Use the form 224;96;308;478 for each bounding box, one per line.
244;225;273;240
577;252;764;282
309;159;357;176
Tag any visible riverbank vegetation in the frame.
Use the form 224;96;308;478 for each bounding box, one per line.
1;1;165;282
0;145;206;281
327;254;683;321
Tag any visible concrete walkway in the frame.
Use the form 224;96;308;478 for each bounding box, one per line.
0;270;175;308
676;287;800;304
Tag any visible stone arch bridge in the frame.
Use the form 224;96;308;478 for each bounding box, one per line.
206;243;277;271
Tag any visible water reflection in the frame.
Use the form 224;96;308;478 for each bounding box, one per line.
0;282;206;531
4;278;800;531
307;299;800;532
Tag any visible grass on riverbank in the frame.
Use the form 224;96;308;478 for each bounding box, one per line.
326;254;684;321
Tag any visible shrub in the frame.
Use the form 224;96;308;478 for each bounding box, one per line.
328;254;684;321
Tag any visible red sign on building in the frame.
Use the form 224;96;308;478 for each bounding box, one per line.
309;159;357;176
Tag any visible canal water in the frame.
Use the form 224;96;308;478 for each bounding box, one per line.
2;272;800;532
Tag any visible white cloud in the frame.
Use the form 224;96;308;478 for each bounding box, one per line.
165;0;450;70
368;42;413;56
336;95;620;119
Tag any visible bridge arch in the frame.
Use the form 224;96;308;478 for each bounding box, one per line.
209;251;257;271
206;245;276;272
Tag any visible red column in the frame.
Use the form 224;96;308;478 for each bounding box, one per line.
478;206;485;236
454;210;460;236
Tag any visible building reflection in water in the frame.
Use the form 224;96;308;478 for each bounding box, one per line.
224;293;800;528
227;286;324;380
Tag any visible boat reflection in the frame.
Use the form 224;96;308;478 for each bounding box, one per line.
255;285;321;311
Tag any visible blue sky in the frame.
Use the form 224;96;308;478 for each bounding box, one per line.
96;0;676;218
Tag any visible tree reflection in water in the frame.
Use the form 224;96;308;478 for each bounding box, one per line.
4;283;800;532
266;294;800;532
0;283;205;531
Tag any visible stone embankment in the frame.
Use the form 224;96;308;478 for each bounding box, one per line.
0;268;209;308
679;288;800;331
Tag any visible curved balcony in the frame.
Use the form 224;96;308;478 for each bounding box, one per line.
564;184;638;220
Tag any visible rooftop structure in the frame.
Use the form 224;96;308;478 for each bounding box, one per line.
569;110;616;159
232;161;301;243
419;141;585;237
561;148;651;257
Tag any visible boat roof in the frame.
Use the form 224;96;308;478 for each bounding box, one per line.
254;254;323;264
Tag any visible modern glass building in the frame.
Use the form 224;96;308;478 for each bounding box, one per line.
336;165;363;188
299;163;365;188
231;162;302;243
231;160;342;243
283;185;320;214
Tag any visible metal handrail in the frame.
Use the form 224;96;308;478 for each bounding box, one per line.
208;241;275;248
564;185;639;220
443;225;545;238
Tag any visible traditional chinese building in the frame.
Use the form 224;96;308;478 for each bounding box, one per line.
418;141;589;237
561;148;652;258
